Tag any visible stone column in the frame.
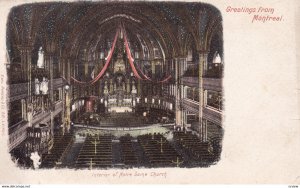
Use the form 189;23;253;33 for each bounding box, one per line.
198;51;208;142
21;99;26;121
45;41;56;135
66;58;73;133
60;56;65;79
174;57;186;128
65;87;71;133
61;57;72;134
182;110;186;127
60;57;66;125
179;57;186;76
110;79;113;94
174;58;182;128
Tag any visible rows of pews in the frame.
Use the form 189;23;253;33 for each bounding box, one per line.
39;130;221;169
75;135;113;169
173;131;213;163
137;133;183;167
119;136;138;166
40;133;74;168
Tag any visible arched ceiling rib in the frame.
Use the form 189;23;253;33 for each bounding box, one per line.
62;5;179;58
6;2;223;63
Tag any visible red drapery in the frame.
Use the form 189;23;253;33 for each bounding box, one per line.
122;26;172;83
71;28;120;85
71;25;172;85
123;28;143;80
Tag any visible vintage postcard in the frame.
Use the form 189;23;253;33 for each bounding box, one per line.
0;0;299;184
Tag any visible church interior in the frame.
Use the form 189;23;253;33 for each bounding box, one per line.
6;2;224;169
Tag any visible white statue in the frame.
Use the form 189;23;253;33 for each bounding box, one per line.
104;81;108;94
37;47;44;68
30;151;41;169
34;78;40;95
131;84;137;94
41;77;48;94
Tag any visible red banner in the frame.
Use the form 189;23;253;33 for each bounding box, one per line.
123;28;143;80
122;25;172;83
71;24;172;85
71;28;120;85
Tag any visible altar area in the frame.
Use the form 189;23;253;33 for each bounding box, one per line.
108;106;132;113
106;93;135;113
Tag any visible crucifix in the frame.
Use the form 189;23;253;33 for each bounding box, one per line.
172;157;184;167
87;158;96;170
156;137;166;153
90;138;101;154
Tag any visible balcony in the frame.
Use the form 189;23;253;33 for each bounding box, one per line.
181;98;199;114
9;101;64;148
203;107;222;125
53;78;64;89
9;121;28;151
32;101;63;126
181;77;198;87
203;78;222;92
204;64;223;79
9;83;29;102
9;77;64;102
54;101;63;113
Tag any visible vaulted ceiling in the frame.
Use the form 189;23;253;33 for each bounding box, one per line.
6;2;223;63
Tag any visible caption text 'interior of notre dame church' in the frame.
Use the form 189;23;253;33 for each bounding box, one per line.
6;1;224;169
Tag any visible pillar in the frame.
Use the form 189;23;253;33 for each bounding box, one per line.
84;49;89;81
67;58;73;132
60;57;66;125
198;51;208;142
110;79;113;94
45;41;56;135
65;88;71;133
21;99;27;121
63;57;72;134
126;79;130;94
174;58;182;128
183;111;187;127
